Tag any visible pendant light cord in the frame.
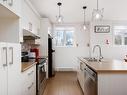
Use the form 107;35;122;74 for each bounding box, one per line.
97;0;99;10
59;6;60;17
57;2;62;17
84;9;85;24
83;6;87;25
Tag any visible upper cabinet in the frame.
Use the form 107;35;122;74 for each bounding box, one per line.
0;0;41;43
0;0;21;43
0;0;21;17
39;18;53;56
21;0;40;40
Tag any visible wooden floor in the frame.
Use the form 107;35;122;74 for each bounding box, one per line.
43;72;83;95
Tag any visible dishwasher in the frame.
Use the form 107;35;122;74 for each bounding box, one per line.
84;65;97;95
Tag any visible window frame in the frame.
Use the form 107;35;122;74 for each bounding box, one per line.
54;27;76;47
113;25;127;47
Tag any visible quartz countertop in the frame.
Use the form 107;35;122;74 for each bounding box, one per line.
21;62;37;72
78;57;127;73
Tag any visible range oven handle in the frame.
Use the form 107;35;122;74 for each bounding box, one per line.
38;63;46;72
38;63;45;67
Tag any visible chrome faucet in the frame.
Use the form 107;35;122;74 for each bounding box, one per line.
93;45;103;61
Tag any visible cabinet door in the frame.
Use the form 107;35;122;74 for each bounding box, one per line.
7;0;20;16
11;0;21;16
31;83;36;95
7;43;21;95
21;65;36;95
29;65;36;95
0;42;8;95
33;65;36;95
0;0;3;4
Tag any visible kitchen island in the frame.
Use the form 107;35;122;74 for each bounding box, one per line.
77;57;127;95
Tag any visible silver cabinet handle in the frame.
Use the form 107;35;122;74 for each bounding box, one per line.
28;82;34;90
8;0;13;6
9;47;13;65
28;71;34;76
3;47;7;67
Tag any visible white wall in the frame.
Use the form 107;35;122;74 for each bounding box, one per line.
53;24;90;71
40;19;127;71
90;20;127;60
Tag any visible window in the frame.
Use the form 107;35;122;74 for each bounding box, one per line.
54;27;75;47
114;26;127;46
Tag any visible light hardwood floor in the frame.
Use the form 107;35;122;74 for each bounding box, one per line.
43;72;83;95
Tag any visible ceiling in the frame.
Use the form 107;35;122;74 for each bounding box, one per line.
30;0;127;23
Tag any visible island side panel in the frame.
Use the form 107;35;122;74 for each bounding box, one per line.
98;73;127;95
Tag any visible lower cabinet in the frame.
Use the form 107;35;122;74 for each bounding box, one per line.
0;43;22;95
21;65;36;95
77;59;86;93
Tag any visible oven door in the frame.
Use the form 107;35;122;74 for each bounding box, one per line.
37;63;46;95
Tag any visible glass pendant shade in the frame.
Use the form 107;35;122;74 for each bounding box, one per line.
92;9;104;20
92;0;104;21
83;24;87;30
83;6;87;30
56;2;63;23
56;15;63;23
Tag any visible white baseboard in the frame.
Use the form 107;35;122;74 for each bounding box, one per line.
55;67;77;72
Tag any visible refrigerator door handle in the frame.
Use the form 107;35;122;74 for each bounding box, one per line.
52;49;55;53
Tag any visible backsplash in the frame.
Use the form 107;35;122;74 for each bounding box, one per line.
21;39;39;52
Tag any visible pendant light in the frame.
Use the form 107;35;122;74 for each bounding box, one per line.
92;0;104;20
56;2;63;23
83;6;87;30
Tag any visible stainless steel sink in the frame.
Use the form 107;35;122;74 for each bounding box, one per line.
84;57;98;62
84;57;109;63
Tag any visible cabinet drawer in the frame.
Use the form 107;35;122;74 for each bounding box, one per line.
26;67;34;78
22;65;36;87
21;65;36;95
29;82;36;95
23;81;35;95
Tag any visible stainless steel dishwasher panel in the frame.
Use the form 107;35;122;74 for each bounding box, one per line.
84;66;97;95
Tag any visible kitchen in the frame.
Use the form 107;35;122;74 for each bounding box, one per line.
1;0;127;95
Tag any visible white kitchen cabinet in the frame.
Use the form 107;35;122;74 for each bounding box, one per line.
0;1;21;43
21;65;36;95
0;0;21;17
77;59;86;93
0;43;8;95
21;0;40;37
7;43;21;95
0;42;21;95
39;18;52;56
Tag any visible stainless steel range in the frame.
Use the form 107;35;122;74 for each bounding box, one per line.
36;58;48;95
